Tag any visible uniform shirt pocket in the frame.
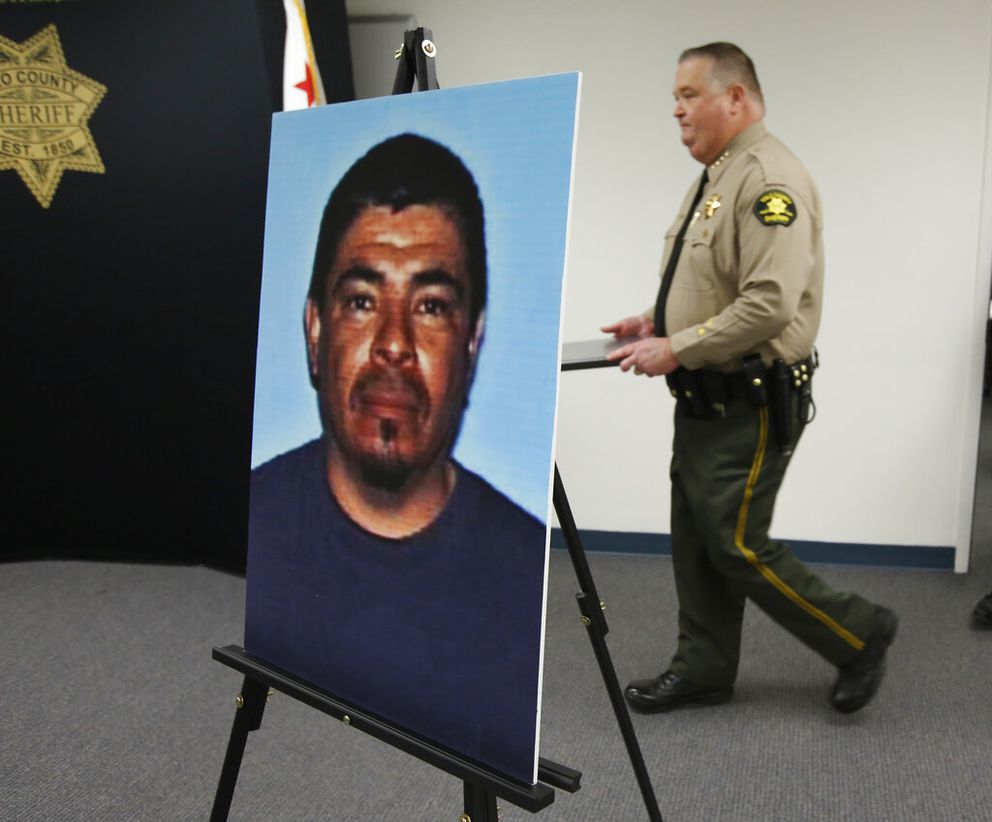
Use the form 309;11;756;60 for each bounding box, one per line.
675;222;716;292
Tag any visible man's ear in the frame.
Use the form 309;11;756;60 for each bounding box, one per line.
466;310;485;385
304;298;322;388
727;82;746;111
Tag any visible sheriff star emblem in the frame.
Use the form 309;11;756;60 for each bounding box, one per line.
754;190;797;227
0;25;107;208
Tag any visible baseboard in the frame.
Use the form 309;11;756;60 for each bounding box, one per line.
549;529;955;570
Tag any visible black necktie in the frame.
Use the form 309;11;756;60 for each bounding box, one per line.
653;169;709;337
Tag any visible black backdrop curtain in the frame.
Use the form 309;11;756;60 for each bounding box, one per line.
1;1;353;571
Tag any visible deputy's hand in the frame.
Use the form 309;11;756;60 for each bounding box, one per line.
600;315;654;339
607;336;680;377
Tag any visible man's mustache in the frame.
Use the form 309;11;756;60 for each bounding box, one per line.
349;367;429;415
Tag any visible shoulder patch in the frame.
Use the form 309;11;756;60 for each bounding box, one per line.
753;190;797;227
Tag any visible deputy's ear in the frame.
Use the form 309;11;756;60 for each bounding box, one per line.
304;298;321;386
727;82;746;109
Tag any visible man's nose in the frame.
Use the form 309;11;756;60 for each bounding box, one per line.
673;98;684;118
371;303;415;367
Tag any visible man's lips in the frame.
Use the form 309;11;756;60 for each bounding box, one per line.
358;387;421;413
351;372;427;418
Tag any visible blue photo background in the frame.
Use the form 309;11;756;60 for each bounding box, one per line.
252;74;580;523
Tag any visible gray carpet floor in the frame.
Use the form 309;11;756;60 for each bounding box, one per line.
2;401;990;820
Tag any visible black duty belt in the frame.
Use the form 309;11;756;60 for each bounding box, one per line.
665;352;818;455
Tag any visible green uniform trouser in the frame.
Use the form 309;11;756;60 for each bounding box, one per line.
667;396;877;689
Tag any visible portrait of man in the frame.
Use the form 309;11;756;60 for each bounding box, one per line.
244;74;579;786
298;133;513;538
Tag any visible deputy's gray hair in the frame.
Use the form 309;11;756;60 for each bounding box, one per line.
680;42;764;105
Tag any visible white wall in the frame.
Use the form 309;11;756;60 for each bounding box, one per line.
344;0;992;571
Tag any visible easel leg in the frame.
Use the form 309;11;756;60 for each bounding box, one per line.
210;675;268;822
554;465;664;822
462;781;499;822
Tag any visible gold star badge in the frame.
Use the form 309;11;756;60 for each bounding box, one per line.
704;194;721;218
0;25;107;208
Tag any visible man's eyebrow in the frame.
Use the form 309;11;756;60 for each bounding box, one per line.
413;268;466;301
329;265;467;302
330;266;383;292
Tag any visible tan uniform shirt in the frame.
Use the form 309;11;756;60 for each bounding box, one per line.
654;121;823;372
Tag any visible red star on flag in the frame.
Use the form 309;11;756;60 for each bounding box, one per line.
294;62;315;107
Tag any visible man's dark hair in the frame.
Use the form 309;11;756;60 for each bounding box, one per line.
679;42;764;105
308;133;487;327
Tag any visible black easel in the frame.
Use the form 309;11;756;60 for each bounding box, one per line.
210;31;661;821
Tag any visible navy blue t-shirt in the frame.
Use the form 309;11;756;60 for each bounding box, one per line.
244;438;548;784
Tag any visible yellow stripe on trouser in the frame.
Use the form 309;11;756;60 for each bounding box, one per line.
734;408;865;651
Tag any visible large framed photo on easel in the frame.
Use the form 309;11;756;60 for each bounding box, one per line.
244;72;580;787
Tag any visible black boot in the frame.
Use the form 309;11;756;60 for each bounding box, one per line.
831;606;898;714
971;591;992;629
624;670;733;713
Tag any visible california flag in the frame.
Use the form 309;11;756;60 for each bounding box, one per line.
282;0;325;110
